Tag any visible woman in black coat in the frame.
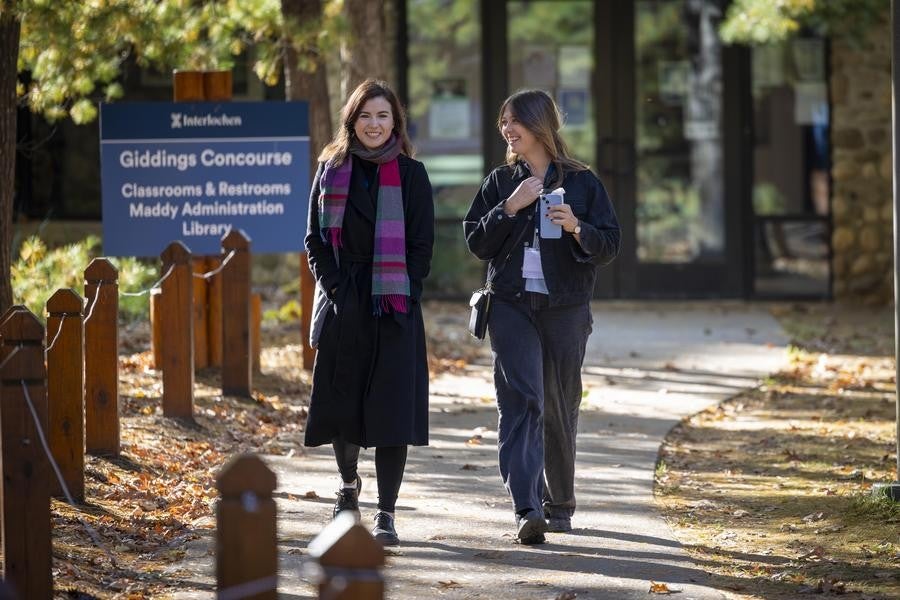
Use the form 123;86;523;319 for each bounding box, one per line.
304;79;434;546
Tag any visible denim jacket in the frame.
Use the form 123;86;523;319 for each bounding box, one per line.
463;161;620;307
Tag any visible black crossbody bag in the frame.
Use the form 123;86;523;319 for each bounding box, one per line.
468;216;533;340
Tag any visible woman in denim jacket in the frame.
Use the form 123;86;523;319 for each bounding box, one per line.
463;89;620;544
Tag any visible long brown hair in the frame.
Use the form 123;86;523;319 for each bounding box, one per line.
498;89;588;189
319;79;415;164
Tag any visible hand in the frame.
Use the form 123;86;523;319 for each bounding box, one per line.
546;203;579;233
504;177;543;214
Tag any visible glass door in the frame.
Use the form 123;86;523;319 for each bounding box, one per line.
601;0;746;298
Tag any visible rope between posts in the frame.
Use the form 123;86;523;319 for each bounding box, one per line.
44;314;67;356
120;263;176;298
82;284;103;325
20;381;122;571
192;250;236;280
0;345;21;371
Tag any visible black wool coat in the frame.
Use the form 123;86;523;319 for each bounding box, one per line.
304;154;434;448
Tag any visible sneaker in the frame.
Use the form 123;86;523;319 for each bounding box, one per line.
547;515;572;533
372;511;400;546
332;476;361;520
515;509;547;545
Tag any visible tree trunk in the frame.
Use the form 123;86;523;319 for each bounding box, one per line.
0;4;20;315
281;0;332;370
341;0;387;99
282;0;332;155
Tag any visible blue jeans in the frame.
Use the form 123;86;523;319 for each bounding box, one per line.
488;293;592;517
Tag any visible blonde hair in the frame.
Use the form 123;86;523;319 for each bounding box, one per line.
319;79;415;164
498;89;588;188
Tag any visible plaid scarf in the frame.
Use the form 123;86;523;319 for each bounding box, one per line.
318;135;409;315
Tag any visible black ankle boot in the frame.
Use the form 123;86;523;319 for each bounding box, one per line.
333;476;361;520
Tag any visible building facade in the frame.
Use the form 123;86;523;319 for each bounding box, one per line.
15;0;894;302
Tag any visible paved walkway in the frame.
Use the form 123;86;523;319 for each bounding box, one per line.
173;302;789;600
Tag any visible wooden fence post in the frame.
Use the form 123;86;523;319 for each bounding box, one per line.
150;288;163;369
160;241;194;418
207;256;224;368
308;512;385;600
251;292;261;372
221;230;252;397
46;289;85;502
216;454;277;599
192;258;209;370
0;310;52;599
84;258;120;457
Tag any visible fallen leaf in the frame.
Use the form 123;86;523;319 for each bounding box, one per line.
303;490;319;499
799;545;825;560
649;581;678;594
436;580;462;588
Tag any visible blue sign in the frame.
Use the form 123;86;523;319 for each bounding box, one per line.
100;101;310;256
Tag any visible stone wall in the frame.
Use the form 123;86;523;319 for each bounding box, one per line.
830;19;894;304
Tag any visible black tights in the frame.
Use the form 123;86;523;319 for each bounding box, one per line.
332;440;408;513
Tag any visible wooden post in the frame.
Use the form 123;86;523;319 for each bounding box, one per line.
192;258;209;370
216;454;277;600
172;70;204;101
207;256;224;368
0;310;52;599
300;257;315;370
84;258;119;457
46;289;85;502
203;70;233;101
160;242;194;418
150;287;163;369
171;69;232;372
0;305;27;322
308;512;385;600
221;230;252;397
251;292;261;372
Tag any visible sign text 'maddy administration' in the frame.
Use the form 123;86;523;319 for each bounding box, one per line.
100;101;310;257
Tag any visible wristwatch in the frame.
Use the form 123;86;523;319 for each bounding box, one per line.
573;221;582;235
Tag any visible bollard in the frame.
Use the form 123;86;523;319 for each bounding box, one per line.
160;241;195;418
216;454;277;599
0;310;52;599
46;289;85;502
308;512;385;600
84;258;120;456
221;230;252;396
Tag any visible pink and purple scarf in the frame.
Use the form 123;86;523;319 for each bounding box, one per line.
318;136;409;315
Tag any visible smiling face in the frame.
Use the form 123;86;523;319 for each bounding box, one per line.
499;106;540;158
353;96;395;150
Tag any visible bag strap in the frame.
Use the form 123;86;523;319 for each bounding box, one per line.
483;205;535;292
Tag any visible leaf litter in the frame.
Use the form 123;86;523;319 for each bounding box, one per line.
655;303;900;599
43;301;491;598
